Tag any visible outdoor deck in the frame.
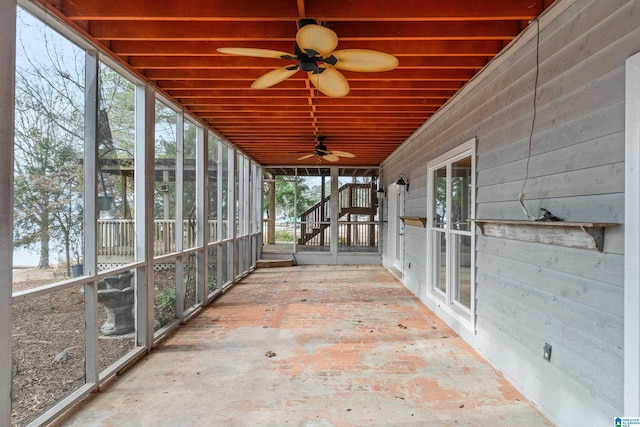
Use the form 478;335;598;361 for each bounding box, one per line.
56;265;551;426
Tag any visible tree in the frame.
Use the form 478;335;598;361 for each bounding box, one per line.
263;176;314;219
13;14;85;269
13;11;138;272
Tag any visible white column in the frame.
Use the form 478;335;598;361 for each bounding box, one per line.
196;126;208;303
625;53;640;416
175;112;184;316
229;148;237;279
217;141;223;288
135;84;155;349
83;49;99;384
0;0;16;424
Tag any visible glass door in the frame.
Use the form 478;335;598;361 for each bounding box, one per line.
387;183;405;271
428;142;475;317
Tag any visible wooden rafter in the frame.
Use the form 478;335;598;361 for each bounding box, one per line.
38;0;554;166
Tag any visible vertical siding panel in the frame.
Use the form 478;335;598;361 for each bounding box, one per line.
381;0;634;424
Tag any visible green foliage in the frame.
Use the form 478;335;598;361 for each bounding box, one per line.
264;176;315;219
155;286;176;327
274;230;295;242
208;276;218;293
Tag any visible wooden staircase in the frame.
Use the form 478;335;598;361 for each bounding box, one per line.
298;183;378;245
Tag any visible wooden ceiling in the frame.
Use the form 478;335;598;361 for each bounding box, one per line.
39;0;555;166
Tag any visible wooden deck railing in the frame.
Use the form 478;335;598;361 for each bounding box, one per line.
298;183;378;246
97;219;225;257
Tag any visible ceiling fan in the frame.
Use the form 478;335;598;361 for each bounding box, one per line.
216;19;399;98
296;136;355;162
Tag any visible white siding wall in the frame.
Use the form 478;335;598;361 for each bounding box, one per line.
381;0;638;424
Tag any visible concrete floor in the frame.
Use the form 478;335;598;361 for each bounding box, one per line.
57;265;552;427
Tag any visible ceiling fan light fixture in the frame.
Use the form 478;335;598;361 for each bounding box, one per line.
295;136;355;163
217;20;398;97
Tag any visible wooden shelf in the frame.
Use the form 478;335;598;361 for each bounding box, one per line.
400;216;427;228
471;219;619;252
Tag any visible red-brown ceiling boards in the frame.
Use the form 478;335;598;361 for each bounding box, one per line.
40;0;554;166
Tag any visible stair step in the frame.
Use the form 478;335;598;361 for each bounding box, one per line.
256;258;294;268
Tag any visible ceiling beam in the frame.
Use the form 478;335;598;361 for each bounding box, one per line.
109;40;504;56
128;55;488;70
89;20;521;41
62;0;542;21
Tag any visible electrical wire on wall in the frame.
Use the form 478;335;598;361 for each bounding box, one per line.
518;18;541;221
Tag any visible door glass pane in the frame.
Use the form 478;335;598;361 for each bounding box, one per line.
433;167;447;229
453;234;472;309
433;231;446;293
395;190;403;261
451;157;472;231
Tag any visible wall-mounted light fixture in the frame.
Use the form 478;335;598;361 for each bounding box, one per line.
396;174;409;191
376;186;386;197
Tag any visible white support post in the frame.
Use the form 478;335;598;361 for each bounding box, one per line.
229;148;236;281
0;0;16;424
625;53;640;416
135;84;155;349
257;165;264;264
175;112;184;317
217;141;224;288
196;126;208;304
244;157;250;271
83;49;99;385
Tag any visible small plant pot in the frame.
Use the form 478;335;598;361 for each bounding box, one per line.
71;264;84;278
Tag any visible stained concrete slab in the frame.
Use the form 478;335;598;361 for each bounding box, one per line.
56;265;552;426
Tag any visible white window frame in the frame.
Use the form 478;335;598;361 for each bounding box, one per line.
426;137;476;328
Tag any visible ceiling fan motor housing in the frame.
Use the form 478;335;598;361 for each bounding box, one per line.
315;143;328;156
297;18;319;29
217;19;398;99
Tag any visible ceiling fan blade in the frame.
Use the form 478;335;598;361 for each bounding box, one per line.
308;67;349;98
251;66;300;89
217;47;294;60
330;150;356;158
324;154;340;162
330;49;399;72
297;153;315;160
296;24;338;57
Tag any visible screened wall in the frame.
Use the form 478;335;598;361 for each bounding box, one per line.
4;5;262;426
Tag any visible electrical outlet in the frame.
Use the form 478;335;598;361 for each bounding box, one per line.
543;343;552;362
